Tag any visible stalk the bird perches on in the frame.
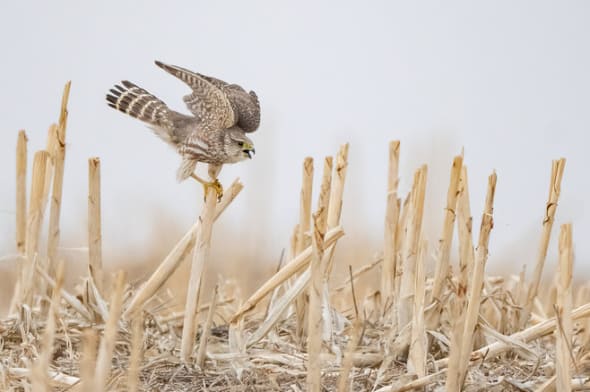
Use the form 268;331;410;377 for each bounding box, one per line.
106;60;260;200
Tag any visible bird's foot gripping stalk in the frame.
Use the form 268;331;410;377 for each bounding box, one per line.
191;174;223;202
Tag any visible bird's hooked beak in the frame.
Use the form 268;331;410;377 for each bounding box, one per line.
242;142;255;159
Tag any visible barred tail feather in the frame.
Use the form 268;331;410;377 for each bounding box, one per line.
106;81;177;142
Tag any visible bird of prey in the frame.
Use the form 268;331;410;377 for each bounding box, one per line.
106;60;260;200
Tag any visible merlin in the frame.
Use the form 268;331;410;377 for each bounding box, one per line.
106;60;259;199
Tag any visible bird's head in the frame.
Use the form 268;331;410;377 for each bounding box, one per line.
225;128;255;163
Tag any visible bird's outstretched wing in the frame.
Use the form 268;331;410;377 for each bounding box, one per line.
156;61;260;133
155;60;236;130
194;73;260;133
225;87;260;133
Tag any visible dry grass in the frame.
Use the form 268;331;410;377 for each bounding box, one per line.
1;84;590;392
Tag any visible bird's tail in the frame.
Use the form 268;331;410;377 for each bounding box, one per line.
106;81;177;142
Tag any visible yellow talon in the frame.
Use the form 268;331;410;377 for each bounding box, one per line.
205;178;223;201
191;174;223;202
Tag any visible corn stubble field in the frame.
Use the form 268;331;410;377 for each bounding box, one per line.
1;83;590;392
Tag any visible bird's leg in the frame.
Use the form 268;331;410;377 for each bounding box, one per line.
190;173;223;201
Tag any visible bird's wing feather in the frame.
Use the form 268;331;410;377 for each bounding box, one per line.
155;61;236;130
199;75;260;132
226;88;260;133
193;72;231;89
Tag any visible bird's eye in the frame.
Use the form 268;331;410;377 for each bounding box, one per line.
237;141;244;147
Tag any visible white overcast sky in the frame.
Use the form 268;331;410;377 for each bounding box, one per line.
0;1;589;278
